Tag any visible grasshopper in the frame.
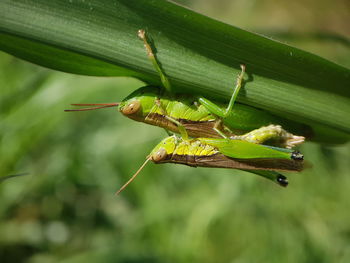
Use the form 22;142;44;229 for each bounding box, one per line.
116;135;304;194
66;29;304;148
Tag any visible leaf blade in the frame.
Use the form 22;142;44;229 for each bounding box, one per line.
0;0;349;142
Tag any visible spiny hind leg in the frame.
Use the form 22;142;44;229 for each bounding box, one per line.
138;29;171;92
231;125;305;148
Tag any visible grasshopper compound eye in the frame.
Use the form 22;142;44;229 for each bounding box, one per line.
121;100;141;115
151;148;167;162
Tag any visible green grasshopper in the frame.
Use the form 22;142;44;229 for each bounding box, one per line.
116;135;304;194
66;29;304;148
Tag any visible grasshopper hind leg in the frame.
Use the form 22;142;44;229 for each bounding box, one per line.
277;174;289;187
247;170;289;187
232;124;305;148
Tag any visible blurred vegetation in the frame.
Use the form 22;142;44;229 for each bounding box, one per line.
1;0;350;262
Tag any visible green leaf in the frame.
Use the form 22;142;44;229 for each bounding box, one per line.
0;173;29;182
0;0;349;143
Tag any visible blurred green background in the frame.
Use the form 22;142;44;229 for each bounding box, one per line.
1;0;350;262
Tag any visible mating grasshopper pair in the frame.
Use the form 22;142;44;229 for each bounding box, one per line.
66;30;306;192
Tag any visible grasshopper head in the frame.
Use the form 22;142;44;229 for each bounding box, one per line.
115;135;177;195
149;136;177;163
151;148;167;162
119;86;161;118
65;86;162;121
119;100;141;115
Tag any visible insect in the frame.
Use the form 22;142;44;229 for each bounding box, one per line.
65;29;304;148
116;135;304;194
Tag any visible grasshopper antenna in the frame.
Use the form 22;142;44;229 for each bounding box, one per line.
115;157;151;195
64;103;119;112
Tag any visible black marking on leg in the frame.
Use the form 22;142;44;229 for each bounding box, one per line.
291;151;304;161
277;175;289;187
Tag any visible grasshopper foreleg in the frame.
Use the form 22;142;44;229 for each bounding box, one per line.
138;29;172;92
